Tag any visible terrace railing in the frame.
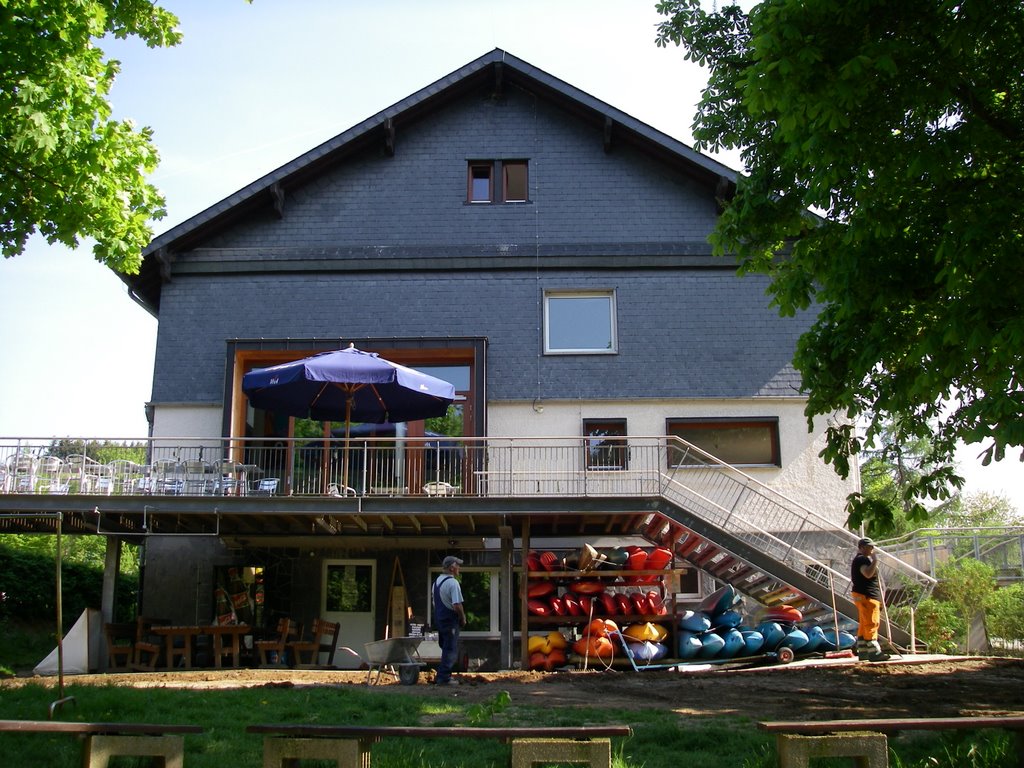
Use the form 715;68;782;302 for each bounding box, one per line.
0;434;936;600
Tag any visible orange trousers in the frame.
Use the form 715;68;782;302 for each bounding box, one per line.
852;592;881;641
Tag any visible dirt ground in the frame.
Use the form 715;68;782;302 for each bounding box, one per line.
5;655;1024;721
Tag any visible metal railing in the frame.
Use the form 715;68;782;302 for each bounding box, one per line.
877;527;1024;583
0;434;937;599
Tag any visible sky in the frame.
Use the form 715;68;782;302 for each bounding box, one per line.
0;1;1019;511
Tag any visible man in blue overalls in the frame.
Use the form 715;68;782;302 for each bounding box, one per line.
432;555;466;685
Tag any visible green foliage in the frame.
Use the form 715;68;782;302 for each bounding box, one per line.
0;541;138;624
934;559;996;653
851;417;956;536
466;690;511;725
941;493;1023;529
0;0;182;272
656;0;1024;531
425;404;464;438
985;583;1024;644
0;531;139;572
902;596;966;654
892;729;1017;768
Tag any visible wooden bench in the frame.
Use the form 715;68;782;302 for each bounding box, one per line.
0;719;204;768
759;716;1024;768
246;724;632;768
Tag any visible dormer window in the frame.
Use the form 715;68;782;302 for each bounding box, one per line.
467;160;528;203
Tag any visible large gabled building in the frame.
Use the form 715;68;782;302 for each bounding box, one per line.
6;50;910;671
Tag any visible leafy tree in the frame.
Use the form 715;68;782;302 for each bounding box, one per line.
0;0;181;272
655;1;1024;530
854;417;957;537
48;438;146;465
940;492;1022;529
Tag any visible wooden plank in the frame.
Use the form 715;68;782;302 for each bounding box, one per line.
246;724;631;739
0;720;202;735
759;717;1024;734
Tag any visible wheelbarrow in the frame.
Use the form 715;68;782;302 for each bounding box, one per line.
364;637;427;686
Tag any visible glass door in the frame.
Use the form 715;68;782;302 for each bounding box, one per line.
321;559;376;668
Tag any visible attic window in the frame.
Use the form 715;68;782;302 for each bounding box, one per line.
503;161;528;202
467;160;528;203
469;163;492;202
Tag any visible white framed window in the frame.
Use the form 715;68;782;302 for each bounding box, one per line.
428;566;499;637
544;291;617;354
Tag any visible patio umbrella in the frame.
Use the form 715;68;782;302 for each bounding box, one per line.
241;344;456;491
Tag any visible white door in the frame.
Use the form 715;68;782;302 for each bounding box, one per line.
321;559;376;669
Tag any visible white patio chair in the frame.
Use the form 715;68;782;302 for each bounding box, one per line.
183;459;210;495
36;456;64;494
251;478;279;496
423;481;456;497
109;459;144;494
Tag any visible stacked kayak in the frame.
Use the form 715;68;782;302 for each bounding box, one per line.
676;585;857;663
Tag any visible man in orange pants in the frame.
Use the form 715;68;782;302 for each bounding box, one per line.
850;537;890;662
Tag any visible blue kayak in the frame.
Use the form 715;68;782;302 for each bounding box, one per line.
741;630;765;655
679;610;712;633
677;631;702;659
697;632;726;658
719;628;745;658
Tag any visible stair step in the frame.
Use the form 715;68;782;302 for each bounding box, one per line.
675;534;705;559
692;546;722;567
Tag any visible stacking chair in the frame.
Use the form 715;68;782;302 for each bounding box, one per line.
103;623;136;671
255;617;295;667
132;617;164;671
423;481;456;496
183;460;210;495
9;454;38;493
287;618;342;668
251;477;279;496
109;459;143;495
36;456;63;493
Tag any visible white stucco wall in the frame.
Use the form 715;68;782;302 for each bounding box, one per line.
151;404;223;441
487;399;857;526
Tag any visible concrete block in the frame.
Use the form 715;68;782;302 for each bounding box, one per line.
510;737;611;768
776;732;889;768
84;734;185;768
261;736;371;768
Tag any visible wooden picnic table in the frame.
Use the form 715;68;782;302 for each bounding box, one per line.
152;624;250;670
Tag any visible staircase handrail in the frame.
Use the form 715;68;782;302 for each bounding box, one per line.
658;436;937;595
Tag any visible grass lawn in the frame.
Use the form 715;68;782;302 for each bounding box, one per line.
0;680;1011;768
0;681;774;768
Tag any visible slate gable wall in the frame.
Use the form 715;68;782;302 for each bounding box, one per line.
152;269;810;404
199;84;717;251
151;83;810;406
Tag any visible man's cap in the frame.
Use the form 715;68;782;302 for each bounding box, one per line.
857;537;875;547
442;555;463;569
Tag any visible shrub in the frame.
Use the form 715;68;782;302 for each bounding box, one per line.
985;583;1024;645
0;544;138;625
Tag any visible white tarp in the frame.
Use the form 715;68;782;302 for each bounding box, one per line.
33;608;101;675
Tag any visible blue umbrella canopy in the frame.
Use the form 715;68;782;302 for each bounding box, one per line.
241;345;456;490
241;345;456;424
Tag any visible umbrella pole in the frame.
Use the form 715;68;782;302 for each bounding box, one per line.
342;398;352;493
320;421;330;494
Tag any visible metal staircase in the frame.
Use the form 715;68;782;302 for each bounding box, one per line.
630;446;938;650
